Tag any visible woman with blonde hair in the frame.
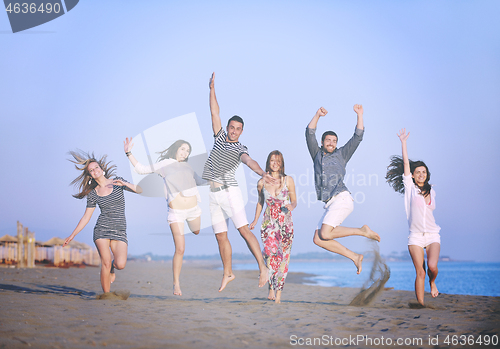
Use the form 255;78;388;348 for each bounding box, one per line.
250;150;297;303
64;150;142;293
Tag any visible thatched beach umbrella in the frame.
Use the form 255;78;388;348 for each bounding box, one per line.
68;241;92;250
0;234;18;244
41;237;66;246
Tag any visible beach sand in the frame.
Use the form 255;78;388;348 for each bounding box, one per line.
1;261;498;349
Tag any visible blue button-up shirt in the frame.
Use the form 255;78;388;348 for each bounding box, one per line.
306;127;364;202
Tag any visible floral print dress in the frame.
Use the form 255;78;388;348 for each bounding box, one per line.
261;177;294;291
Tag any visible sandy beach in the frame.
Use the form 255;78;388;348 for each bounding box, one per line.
1;260;498;349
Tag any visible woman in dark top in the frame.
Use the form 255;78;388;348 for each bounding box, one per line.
64;150;142;293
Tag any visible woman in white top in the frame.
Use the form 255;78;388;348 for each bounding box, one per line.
386;129;440;306
124;138;205;296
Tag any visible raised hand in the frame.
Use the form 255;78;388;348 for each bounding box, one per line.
397;128;410;142
316;107;328;117
353;104;363;115
124;137;134;153
209;72;215;89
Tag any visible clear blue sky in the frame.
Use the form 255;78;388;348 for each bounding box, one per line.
1;1;499;262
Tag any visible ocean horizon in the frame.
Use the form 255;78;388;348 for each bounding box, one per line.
232;260;500;297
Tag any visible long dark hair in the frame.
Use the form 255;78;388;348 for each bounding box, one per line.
68;150;116;199
265;150;286;177
386;156;431;197
156;140;191;163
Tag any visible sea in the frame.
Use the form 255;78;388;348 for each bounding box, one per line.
232;261;500;297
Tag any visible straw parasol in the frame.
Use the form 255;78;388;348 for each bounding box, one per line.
0;234;18;244
41;237;66;246
68;240;92;250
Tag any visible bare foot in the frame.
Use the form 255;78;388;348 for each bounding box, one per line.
361;225;380;242
354;254;363;274
259;266;269;288
219;273;235;292
173;284;182;296
110;272;116;284
275;290;282;304
430;281;439;298
268;289;275;300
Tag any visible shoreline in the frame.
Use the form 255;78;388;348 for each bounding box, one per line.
1;260;498;348
2;259;498;297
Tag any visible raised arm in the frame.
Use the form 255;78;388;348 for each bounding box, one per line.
339;106;365;162
249;179;265;230
124;137;140;167
397;128;411;176
305;107;327;159
307;107;328;129
209;72;222;135
353;104;364;130
241;153;278;185
124;137;164;175
63;207;95;247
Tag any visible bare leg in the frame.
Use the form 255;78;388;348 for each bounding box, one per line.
408;245;426;306
109;240;127;284
313;228;364;274
110;240;128;271
95;239;113;293
170;222;186;296
238;225;268;287
215;231;235;292
268;287;275;300
319;224;380;242
426;242;440;298
275;290;282;304
187;216;201;235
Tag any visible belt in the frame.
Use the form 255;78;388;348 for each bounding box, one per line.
210;184;229;192
323;195;334;203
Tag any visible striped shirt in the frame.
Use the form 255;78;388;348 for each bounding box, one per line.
86;177;128;231
202;128;249;186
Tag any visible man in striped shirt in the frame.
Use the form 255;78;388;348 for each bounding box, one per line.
203;73;277;292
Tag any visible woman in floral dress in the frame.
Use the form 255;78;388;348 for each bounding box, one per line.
250;150;297;303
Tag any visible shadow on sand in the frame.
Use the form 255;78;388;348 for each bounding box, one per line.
0;283;96;299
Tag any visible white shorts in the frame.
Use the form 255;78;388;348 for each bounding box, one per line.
408;232;441;248
317;191;354;229
167;205;202;225
209;186;248;234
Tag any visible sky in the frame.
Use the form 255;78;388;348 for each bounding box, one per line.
1;0;499;262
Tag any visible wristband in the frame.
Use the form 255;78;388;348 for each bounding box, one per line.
126;151;131;157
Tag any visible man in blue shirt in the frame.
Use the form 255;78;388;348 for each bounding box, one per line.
306;105;380;274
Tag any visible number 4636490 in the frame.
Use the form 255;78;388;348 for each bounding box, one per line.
444;335;498;346
5;3;61;14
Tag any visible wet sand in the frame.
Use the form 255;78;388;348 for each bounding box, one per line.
0;261;498;348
